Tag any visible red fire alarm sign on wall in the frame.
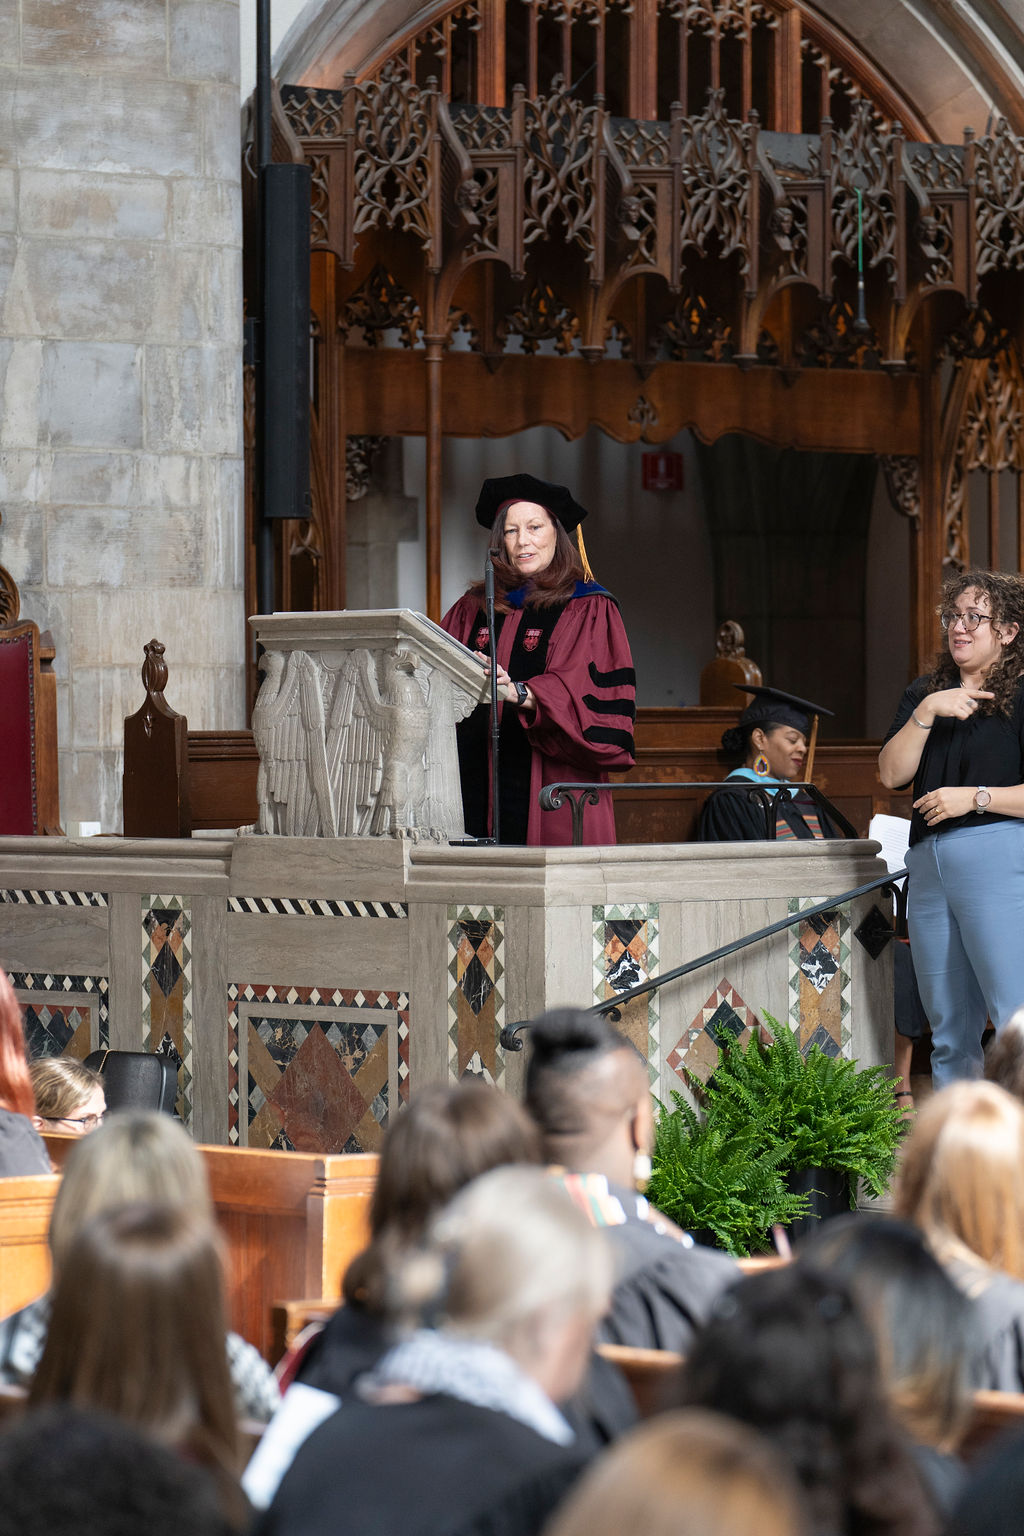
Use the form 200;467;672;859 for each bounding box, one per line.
641;450;684;492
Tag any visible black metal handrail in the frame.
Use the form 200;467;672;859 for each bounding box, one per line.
539;780;860;845
499;865;906;1051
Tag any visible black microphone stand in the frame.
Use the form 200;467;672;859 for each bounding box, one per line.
485;555;501;844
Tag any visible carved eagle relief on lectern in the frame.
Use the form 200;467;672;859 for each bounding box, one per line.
252;644;467;841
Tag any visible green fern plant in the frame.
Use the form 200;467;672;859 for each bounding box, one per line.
648;1090;809;1256
650;1014;903;1255
701;1014;903;1199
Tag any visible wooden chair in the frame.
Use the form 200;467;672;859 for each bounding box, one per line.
0;563;61;834
123;638;258;837
595;1342;684;1418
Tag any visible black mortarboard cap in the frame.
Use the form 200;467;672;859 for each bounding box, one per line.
474;474;588;533
734;684;834;736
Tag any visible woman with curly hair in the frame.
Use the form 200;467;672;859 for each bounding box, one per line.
879;569;1024;1085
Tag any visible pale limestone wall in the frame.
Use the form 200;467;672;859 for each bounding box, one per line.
0;0;246;830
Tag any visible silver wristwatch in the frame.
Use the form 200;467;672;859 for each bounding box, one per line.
974;785;992;813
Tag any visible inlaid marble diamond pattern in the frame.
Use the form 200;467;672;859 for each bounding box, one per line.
227;984;408;1148
447;906;505;1085
667;978;759;1085
11;972;109;1059
789;899;852;1056
142;896;191;1123
592;905;659;1080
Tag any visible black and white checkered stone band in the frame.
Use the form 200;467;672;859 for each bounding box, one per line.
228;895;408;919
0;889;108;908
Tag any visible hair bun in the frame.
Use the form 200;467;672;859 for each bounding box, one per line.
720;725;745;756
528;1008;617;1064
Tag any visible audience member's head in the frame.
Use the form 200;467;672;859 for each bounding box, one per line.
985;1007;1024;1102
800;1214;971;1453
542;1407;807;1536
677;1264;938;1536
48;1109;211;1272
30;1203;242;1500
0;1404;231;1536
0;966;37;1119
399;1165;613;1405
29;1057;105;1136
343;1078;541;1312
895;1079;1024;1280
524;1008;652;1186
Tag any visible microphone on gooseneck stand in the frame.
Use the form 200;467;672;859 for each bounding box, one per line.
485;555;501;844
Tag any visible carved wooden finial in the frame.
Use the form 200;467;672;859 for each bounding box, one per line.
0;566;19;627
714;620;747;659
141;639;169;698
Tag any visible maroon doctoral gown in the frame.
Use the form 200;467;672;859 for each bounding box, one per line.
441;583;636;846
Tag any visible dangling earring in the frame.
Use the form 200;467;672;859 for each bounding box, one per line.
633;1149;652;1191
753;752;770;777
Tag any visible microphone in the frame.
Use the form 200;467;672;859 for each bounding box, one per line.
485;555;501;843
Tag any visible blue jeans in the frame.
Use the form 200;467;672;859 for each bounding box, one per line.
907;820;1024;1086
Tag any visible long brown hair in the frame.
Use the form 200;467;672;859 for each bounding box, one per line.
466;503;585;611
895;1080;1024;1281
926;568;1024;715
31;1202;242;1487
0;967;39;1119
342;1080;541;1313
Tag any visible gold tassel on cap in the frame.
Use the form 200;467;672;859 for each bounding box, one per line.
576;526;595;583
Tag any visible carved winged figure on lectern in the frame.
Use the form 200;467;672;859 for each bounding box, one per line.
252;649;338;836
327;646;442;840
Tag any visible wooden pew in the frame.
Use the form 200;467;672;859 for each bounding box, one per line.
7;1143;377;1364
596;1342;683;1418
960;1389;1024;1461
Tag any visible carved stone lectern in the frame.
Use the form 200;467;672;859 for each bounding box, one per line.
248;610;489;841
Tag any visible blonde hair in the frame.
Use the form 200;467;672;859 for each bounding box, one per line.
29;1057;102;1122
49;1112;211;1272
543;1409;806;1536
895;1081;1024;1279
398;1166;612;1367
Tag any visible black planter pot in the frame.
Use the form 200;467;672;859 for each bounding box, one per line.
785;1165;851;1244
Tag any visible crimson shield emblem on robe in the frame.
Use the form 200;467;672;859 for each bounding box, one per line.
523;628;542;651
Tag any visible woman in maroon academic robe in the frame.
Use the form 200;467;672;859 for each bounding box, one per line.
441;474;636;846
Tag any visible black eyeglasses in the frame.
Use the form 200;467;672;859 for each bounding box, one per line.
42;1113;105;1131
939;610;994;633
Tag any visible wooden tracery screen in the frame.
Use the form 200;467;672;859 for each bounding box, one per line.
244;0;1024;677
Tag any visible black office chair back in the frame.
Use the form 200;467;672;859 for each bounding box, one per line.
84;1050;179;1115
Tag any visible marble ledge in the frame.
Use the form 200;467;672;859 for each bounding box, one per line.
0;835;234;893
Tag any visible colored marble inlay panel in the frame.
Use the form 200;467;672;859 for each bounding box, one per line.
10;972;109;1059
447;906;505;1085
227;983;409;1150
592;904;659;1081
142;896;192;1125
668;978;759;1085
788;899;852;1057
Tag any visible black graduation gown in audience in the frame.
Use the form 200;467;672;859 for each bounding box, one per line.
295;1300;637;1456
294;1303;392;1396
596;1196;739;1354
256;1394;587;1536
0;1109;50;1177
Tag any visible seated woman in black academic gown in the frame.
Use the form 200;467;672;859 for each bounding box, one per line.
697;685;841;842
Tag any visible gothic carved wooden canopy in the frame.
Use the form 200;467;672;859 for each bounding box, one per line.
247;0;1024;655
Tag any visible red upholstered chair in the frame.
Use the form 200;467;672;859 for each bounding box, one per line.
0;566;61;835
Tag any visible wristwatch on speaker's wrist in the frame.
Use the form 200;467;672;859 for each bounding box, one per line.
974;785;992;813
513;681;530;708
